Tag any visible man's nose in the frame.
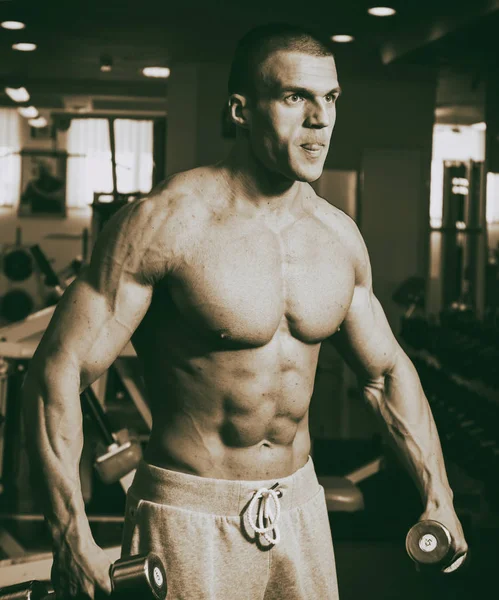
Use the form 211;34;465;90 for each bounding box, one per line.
305;100;332;128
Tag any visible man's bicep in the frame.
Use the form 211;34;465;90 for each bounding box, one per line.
332;285;400;382
329;212;402;381
34;268;152;389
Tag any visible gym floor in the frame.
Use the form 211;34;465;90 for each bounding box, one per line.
335;538;492;600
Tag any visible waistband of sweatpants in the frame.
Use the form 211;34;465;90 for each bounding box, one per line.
128;455;321;516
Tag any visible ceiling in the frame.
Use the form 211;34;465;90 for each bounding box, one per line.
0;0;498;115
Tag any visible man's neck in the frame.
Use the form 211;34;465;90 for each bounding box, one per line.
220;141;305;218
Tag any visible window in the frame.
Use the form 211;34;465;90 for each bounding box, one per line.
0;108;22;207
66;118;154;208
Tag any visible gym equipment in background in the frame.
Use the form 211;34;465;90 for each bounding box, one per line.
0;228;41;323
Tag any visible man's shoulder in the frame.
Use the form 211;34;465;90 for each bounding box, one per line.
144;165;223;222
308;188;369;276
103;167;216;246
308;188;358;238
92;167;221;282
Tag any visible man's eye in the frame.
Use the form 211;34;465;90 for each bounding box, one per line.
287;94;303;103
325;94;337;103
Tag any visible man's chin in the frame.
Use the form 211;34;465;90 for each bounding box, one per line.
298;173;322;183
272;161;325;184
294;166;324;183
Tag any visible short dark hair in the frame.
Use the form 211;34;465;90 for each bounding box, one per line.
228;23;335;98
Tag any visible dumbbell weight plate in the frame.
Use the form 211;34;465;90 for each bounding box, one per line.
406;520;453;566
3;249;33;282
111;553;167;600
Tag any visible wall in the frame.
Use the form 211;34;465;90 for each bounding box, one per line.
166;63;233;176
325;69;437;173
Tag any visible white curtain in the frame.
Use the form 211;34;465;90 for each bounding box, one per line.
0;108;22;207
66;118;153;208
66;118;113;208
114;119;154;194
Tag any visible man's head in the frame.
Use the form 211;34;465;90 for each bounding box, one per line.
228;23;340;183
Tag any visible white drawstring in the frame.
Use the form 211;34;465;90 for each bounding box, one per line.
247;486;282;545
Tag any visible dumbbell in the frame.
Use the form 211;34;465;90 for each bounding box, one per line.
0;552;167;599
406;520;467;573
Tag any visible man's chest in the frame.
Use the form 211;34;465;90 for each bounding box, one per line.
168;216;355;345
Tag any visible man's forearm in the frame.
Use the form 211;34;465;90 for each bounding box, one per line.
22;361;93;545
362;352;454;509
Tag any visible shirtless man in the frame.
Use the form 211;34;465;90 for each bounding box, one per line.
22;23;467;600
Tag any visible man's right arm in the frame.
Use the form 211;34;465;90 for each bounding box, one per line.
21;197;166;594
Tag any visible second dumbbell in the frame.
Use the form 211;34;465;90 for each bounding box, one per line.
406;519;467;572
0;552;167;599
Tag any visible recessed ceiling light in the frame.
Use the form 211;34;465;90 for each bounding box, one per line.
368;7;397;17
12;42;37;52
29;116;48;129
142;66;171;79
100;55;113;72
18;106;38;119
331;35;355;43
5;86;30;102
1;21;26;30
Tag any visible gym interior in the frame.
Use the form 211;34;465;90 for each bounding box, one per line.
1;1;499;598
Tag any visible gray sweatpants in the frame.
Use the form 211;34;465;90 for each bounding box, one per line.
121;456;339;599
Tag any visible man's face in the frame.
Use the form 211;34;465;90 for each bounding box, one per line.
247;51;340;183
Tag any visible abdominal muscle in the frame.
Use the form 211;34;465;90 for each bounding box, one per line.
140;334;320;481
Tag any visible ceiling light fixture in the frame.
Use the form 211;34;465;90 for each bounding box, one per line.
142;66;171;79
12;42;37;51
368;7;397;17
5;86;30;102
331;35;355;43
100;55;113;72
29;116;48;128
1;21;26;30
18;106;38;119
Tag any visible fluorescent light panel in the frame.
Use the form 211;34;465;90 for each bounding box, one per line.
29;116;47;128
12;42;37;52
142;66;171;78
331;35;355;43
18;106;38;119
1;21;26;30
5;86;30;102
368;7;396;17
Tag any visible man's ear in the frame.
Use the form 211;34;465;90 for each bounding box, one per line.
228;94;250;129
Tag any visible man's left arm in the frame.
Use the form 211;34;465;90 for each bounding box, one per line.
331;217;468;568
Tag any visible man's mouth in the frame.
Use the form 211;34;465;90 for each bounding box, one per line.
301;144;324;151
